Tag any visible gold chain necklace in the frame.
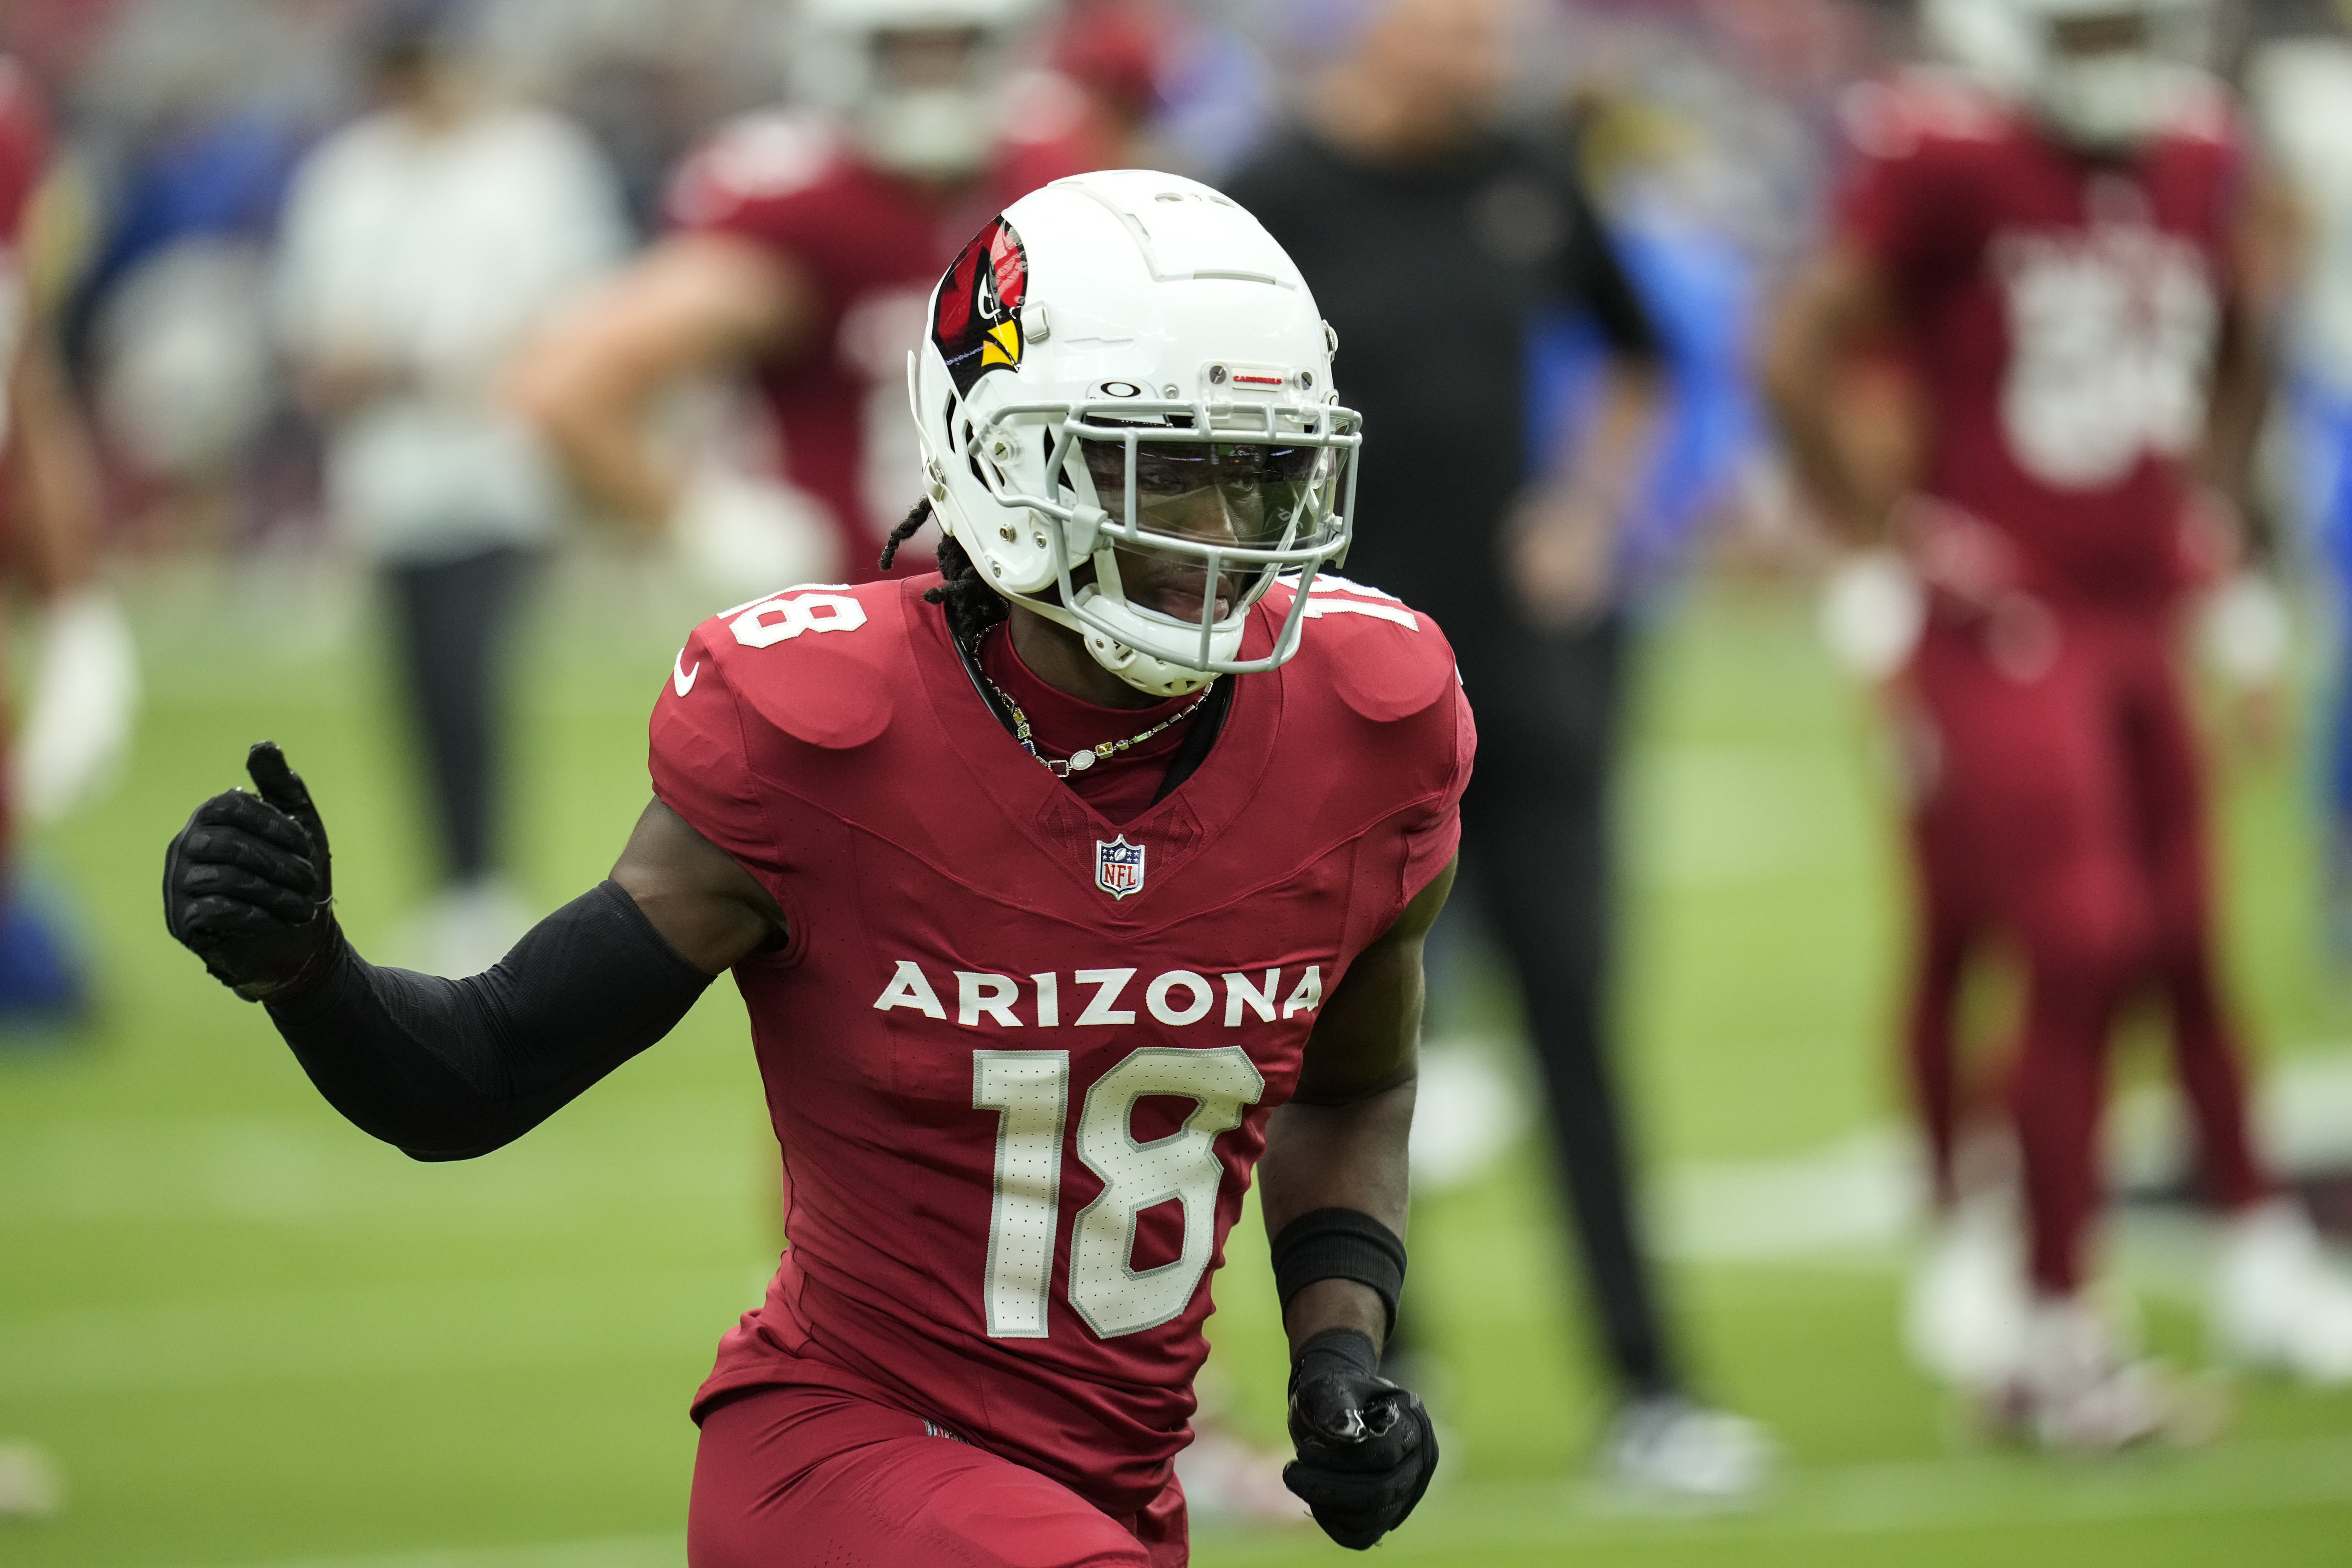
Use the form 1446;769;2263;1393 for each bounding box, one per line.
983;674;1210;779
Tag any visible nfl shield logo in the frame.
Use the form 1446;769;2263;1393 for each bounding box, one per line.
1094;836;1147;900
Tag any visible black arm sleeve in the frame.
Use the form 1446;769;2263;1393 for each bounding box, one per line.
262;880;714;1161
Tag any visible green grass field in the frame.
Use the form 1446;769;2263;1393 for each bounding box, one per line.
5;551;2351;1567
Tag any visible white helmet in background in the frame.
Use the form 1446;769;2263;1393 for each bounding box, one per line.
794;0;1041;180
912;170;1361;698
1921;0;2217;150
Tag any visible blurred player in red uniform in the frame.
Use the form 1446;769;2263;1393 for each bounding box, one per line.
514;0;1092;590
1768;0;2352;1448
0;46;133;1522
0;55;135;1028
166;170;1465;1563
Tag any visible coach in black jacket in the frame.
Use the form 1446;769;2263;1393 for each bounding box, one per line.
1225;0;1770;1500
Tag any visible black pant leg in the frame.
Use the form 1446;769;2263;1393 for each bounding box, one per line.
1457;612;1677;1400
384;545;531;885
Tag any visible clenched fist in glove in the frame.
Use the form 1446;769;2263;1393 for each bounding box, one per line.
1283;1328;1439;1549
163;742;338;1000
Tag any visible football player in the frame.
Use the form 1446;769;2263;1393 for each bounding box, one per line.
0;44;134;1517
1767;0;2352;1447
511;0;1092;592
165;171;1464;1563
1225;0;1771;1501
0;52;137;1021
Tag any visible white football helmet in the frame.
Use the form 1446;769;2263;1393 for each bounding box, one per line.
912;170;1360;698
793;0;1042;179
1922;0;2216;150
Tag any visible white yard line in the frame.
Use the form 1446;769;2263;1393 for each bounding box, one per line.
1658;1050;2352;1263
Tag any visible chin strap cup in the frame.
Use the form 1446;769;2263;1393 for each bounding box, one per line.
1080;625;1213;699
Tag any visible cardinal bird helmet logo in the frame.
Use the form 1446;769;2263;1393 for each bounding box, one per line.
933;216;1029;396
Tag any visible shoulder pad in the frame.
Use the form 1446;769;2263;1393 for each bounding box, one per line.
668;110;842;229
1839;69;2012;160
1276;575;1457;723
686;580;900;749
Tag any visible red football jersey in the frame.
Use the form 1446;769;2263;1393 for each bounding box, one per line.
0;59;44;254
650;574;1471;1517
0;57;48;546
667;116;1091;580
0;56;48;387
1834;71;2245;608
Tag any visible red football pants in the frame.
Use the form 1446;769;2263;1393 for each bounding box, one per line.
1901;606;2267;1294
688;1383;1187;1568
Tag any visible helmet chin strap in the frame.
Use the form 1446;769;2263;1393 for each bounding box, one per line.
1071;540;1243;696
1081;627;1217;698
1006;588;1227;698
981;524;1240;698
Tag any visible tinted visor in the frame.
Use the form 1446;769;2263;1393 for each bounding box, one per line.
1079;437;1336;550
2049;11;2148;57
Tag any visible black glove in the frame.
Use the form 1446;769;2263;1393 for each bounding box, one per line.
164;742;338;1001
1282;1328;1438;1550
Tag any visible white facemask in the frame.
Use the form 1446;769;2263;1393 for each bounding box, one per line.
852;85;995;179
2037;51;2192;152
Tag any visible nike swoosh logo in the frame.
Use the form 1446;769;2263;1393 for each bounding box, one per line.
673;652;700;697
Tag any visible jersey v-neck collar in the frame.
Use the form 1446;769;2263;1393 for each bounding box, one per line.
904;582;1282;903
976;623;1199;765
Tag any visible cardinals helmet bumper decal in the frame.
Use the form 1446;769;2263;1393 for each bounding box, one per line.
934;216;1029;397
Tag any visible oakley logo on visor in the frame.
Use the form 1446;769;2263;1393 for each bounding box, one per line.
934;217;1029;396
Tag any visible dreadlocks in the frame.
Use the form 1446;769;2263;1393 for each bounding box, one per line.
878;498;1009;650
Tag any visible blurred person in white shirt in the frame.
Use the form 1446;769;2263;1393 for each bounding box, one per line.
273;0;627;975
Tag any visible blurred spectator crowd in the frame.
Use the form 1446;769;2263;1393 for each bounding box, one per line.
0;0;1907;569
